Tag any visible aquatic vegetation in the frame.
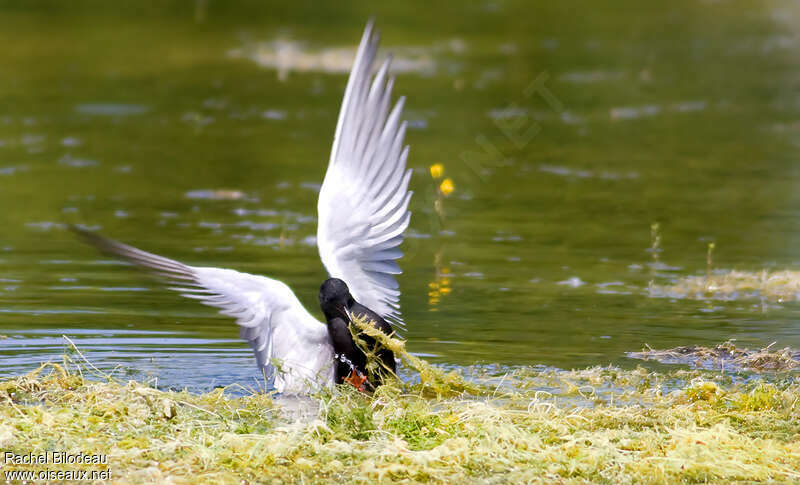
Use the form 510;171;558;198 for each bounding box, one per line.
428;163;454;198
349;315;482;398
3;339;800;483
429;163;455;221
438;178;454;197
651;269;800;302
706;242;716;281
628;341;800;372
646;226;800;302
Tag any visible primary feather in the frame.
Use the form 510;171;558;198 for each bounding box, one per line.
72;228;334;394
317;20;413;328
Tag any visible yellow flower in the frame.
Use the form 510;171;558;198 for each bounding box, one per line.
429;163;444;179
439;178;455;196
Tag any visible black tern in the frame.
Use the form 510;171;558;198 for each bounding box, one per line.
73;20;412;394
319;277;396;392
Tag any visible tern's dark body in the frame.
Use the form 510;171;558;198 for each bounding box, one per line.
319;278;396;389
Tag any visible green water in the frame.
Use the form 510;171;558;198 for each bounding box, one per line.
1;0;799;389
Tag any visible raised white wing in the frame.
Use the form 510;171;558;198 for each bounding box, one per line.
72;228;334;394
317;21;412;327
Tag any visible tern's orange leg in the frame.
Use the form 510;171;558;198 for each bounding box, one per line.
343;369;367;392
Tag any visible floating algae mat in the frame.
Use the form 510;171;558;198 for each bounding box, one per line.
628;341;800;373
645;225;800;303
650;269;800;302
3;339;800;483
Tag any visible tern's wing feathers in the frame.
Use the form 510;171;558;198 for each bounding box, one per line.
73;228;333;393
317;21;412;328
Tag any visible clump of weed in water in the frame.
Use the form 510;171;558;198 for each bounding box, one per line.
646;227;800;302
654;269;800;302
629;340;800;372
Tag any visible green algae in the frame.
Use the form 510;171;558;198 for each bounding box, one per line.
629;341;800;372
2;345;800;484
652;269;800;302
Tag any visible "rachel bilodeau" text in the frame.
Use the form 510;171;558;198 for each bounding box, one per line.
3;451;108;465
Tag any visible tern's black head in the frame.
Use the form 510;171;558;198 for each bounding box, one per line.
319;278;355;321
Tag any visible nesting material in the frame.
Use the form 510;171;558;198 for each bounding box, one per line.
3;337;800;483
628;341;800;372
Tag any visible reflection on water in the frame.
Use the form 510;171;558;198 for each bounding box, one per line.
75;103;150;117
2;0;800;390
229;38;437;81
427;251;453;312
